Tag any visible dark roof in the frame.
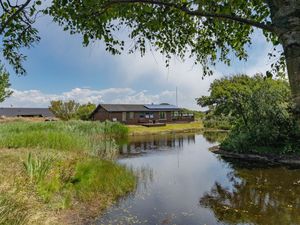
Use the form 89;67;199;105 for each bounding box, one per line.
96;103;181;112
0;108;55;117
100;104;148;112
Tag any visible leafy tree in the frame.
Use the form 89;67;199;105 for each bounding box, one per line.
49;100;80;120
1;0;300;117
197;74;299;153
76;103;96;120
0;65;12;102
47;0;300;115
0;0;42;74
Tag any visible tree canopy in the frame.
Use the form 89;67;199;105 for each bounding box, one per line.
0;0;41;75
198;74;299;153
49;100;96;120
0;0;299;113
48;0;282;76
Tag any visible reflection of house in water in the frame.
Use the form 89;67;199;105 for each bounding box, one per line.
120;133;196;155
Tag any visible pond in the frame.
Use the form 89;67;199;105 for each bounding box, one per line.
95;132;300;225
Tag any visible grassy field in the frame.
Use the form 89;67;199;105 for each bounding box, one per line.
0;121;135;225
128;121;203;136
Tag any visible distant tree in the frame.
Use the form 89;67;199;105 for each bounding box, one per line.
49;100;80;120
0;65;12;102
76;103;96;120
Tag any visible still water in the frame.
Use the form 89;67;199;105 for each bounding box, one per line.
95;132;300;225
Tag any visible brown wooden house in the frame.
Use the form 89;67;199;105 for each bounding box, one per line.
90;104;194;125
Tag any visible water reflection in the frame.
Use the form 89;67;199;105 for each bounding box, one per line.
94;133;300;225
120;133;196;155
202;131;228;143
200;161;300;225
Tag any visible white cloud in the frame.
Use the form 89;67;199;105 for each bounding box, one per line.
5;19;274;110
1;87;195;109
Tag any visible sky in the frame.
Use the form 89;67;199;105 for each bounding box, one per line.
1;15;276;110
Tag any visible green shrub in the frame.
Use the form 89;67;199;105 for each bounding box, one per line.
199;74;300;154
203;119;231;130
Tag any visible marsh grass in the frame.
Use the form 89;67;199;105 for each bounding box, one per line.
0;120;128;157
0;121;135;224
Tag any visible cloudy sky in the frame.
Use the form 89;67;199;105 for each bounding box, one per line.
1;15;275;110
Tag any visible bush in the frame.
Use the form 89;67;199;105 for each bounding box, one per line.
198;74;300;154
203;118;231;130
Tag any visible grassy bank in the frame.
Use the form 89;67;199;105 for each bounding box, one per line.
0;121;135;225
128;121;203;136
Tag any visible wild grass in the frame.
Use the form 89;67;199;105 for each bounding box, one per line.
0;120;128;158
23;153;53;183
0;120;135;224
0;194;30;225
73;159;136;201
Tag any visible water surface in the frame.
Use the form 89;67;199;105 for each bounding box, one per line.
95;132;300;225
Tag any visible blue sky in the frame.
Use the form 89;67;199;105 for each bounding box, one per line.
1;15;275;110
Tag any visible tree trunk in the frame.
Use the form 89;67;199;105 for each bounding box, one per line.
267;0;300;115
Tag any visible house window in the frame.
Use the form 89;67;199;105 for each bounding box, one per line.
145;112;154;119
172;111;179;117
122;112;126;122
159;111;166;119
129;112;134;119
139;113;145;118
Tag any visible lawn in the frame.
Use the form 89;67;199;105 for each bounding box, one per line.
128;121;203;135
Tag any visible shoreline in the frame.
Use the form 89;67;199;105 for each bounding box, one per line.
210;145;300;166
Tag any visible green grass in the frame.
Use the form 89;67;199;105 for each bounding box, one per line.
73;159;136;201
0;121;135;224
0;120;128;158
128;121;203;135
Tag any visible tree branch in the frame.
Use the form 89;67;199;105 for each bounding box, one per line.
103;0;275;33
0;0;32;34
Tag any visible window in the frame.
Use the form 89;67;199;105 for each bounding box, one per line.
172;111;179;117
139;113;145;118
145;112;154;119
129;112;134;119
122;112;126;121
159;111;166;119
